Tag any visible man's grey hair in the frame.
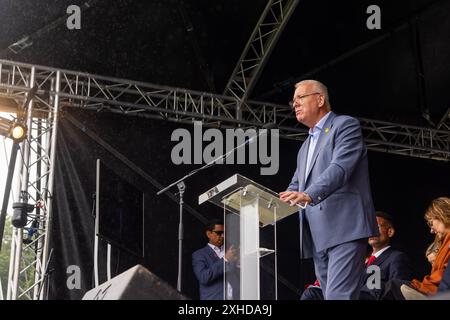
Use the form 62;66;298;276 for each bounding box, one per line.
295;79;331;109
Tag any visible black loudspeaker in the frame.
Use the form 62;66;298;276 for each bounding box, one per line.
82;264;187;300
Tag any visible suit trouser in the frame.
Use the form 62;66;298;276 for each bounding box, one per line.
380;279;410;300
313;238;367;300
300;286;324;300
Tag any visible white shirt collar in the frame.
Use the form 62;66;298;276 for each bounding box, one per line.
208;243;223;252
372;245;391;259
308;111;332;136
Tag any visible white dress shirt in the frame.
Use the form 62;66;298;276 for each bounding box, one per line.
372;245;391;259
305;111;332;177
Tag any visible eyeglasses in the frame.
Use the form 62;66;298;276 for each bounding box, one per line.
211;230;224;236
289;92;321;108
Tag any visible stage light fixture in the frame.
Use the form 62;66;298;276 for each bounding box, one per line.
10;122;27;142
0;116;27;143
12;202;35;229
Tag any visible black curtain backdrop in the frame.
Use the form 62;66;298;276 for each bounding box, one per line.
47;109;449;299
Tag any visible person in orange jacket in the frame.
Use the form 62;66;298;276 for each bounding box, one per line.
382;197;450;300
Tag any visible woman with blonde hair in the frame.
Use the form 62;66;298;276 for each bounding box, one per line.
382;197;450;299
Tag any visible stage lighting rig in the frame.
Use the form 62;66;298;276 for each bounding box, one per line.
10;121;27;142
11;202;35;229
0;116;27;143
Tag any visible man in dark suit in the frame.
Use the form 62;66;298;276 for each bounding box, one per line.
301;211;413;300
192;220;237;300
431;263;450;299
359;212;413;299
438;263;450;292
280;80;378;299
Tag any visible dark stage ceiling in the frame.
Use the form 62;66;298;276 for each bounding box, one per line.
1;0;449;127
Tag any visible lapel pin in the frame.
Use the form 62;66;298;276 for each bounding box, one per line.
325;127;329;134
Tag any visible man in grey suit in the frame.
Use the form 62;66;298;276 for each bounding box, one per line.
279;80;379;300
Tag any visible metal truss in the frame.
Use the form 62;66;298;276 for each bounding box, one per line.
1;59;449;161
0;59;448;296
437;107;450;131
222;0;299;118
1;65;60;300
359;117;449;161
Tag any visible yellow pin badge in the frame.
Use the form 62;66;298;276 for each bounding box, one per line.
325;127;329;134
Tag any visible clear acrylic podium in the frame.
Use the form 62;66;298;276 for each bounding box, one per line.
199;174;298;300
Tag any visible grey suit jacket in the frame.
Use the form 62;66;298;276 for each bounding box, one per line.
288;111;378;257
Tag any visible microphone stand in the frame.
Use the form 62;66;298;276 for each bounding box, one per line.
157;124;274;293
0;85;39;251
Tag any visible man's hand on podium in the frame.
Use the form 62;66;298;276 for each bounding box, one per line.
279;191;312;208
224;245;239;264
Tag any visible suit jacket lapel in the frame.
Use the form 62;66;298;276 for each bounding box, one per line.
299;137;310;191
372;247;392;267
206;245;219;261
305;112;336;182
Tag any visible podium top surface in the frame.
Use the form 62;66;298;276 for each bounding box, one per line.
198;174;298;227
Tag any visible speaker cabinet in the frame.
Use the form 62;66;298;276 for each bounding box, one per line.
82;264;187;300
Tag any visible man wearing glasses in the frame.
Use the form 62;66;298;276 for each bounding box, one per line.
192;220;237;300
279;80;378;300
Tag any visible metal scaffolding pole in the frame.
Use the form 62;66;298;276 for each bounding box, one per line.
7;66;35;300
32;77;54;300
3;64;59;299
437;107;450;130
223;0;299;119
38;71;60;299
